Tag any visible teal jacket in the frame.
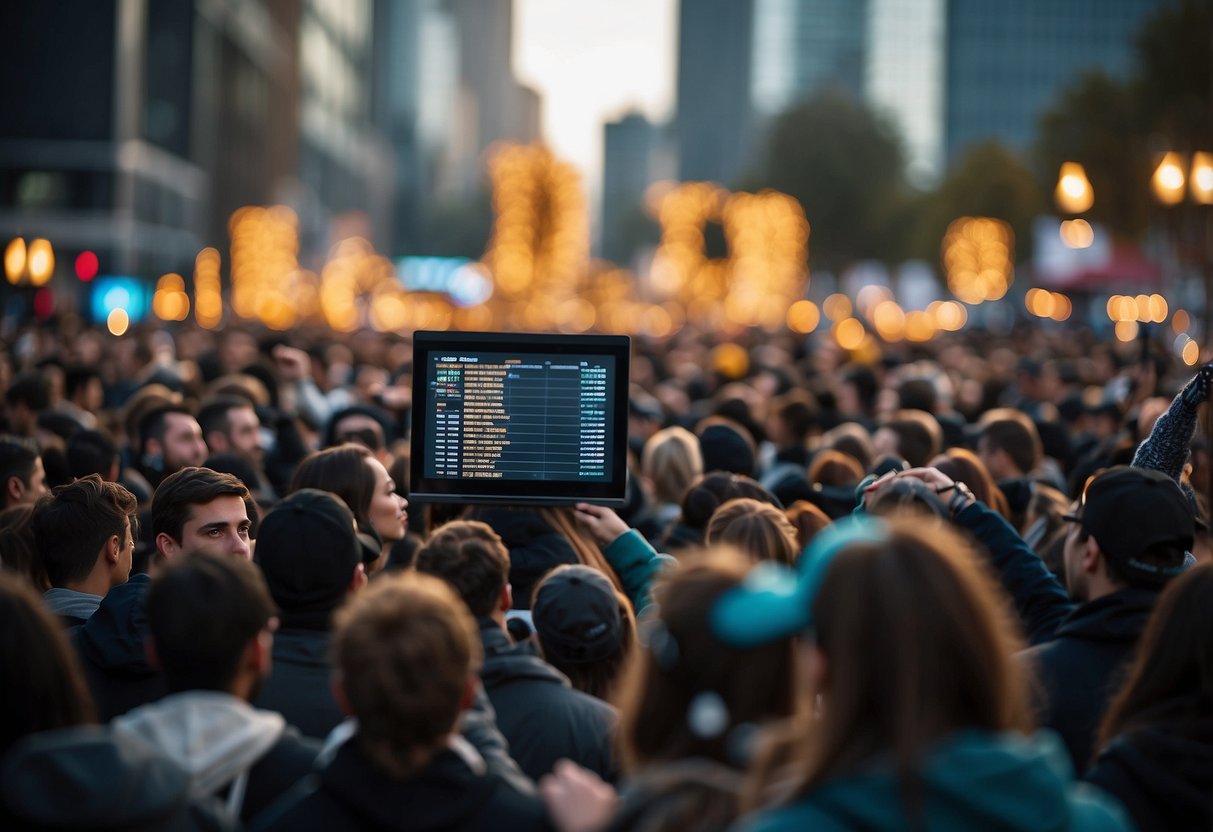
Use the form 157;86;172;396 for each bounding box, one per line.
734;730;1131;832
602;529;676;614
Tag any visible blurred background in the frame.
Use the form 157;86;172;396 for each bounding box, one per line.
0;0;1209;352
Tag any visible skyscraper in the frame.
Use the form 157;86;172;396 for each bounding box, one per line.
675;0;755;184
601;113;659;263
944;0;1163;163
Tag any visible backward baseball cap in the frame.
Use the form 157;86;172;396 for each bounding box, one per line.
1080;466;1193;587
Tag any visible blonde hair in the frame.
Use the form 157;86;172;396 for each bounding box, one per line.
643;426;703;506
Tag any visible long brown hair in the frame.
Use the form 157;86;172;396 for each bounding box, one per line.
706;498;799;565
0;572;95;754
932;448;1011;520
537;506;626;595
1097;563;1213;750
745;517;1031;809
290;444;376;529
616;551;795;772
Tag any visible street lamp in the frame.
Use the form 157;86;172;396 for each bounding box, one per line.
1055;162;1094;214
1150;150;1213;343
4;237;54;286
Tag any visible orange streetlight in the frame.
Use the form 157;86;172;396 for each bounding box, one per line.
1055;162;1094;214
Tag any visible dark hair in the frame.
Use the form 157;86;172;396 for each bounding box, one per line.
896;378;938;414
325;405;391;451
617;552;795;771
196;396;253;441
333;572;481;779
0;505;43;590
64;365;101;402
878;410;942;469
66;429;120;480
147;555;276;693
1098;563;1213;750
979;409;1041;476
136;404;195;452
4;371;50;411
772;390;820;443
841;365;878;414
290;444;377;530
152;466;253;544
414;520;509;618
0;435;39;490
32;476;138;587
680;472;782;533
706;498;799;565
0;572;94;754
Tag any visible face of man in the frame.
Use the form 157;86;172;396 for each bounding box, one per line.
159;413;209;472
24;456;47;504
224;406;263;462
1062;512;1090;603
115;516;134;584
160;495;252;560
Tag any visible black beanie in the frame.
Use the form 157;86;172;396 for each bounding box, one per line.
699;424;755;477
256;489;360;621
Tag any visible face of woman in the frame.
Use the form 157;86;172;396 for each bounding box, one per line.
365;457;407;542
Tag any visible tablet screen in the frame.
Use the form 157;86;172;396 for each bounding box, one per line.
410;331;631;505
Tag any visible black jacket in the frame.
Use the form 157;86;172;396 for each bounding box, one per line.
252;737;550;832
1085;696;1213;832
479;619;618;781
253;626;344;740
1019;588;1157;774
0;725;235;832
72;574;167;721
467;508;578;609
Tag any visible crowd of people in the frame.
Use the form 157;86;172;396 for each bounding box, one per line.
0;316;1211;831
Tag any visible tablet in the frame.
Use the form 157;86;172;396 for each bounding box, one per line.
410;331;631;506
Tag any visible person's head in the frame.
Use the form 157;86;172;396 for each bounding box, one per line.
872;410;942;469
291;444;408;547
977;408;1041;481
930;447;1010;520
0;435;46;509
726;517;1030;805
4;371;51;436
1098;563;1213;749
147;553;277;699
697;422;757;478
64;365;103;412
616;552;795;771
325;406;390;457
196;396;263;464
137;405;208;480
0;572;94;754
819;422;875;473
838;365;878;419
680;472;782;536
255;489;365;626
0;505;43;590
706;498;799;565
152;466;253;560
1063;466;1194;602
767;390;819;448
31;475;137;592
65;429;120;482
806;449;864;487
642;427;703;506
532;564;636;700
332;571;482;779
414;520;511;620
785;501;831;551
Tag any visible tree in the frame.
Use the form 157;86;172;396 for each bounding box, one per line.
1035;72;1152;239
750;89;907;272
909;141;1047;264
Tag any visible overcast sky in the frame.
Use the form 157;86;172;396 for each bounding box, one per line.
513;0;677;206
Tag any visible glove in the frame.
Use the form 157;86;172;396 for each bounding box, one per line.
1180;363;1213;407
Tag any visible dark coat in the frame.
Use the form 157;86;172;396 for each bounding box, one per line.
1019;588;1157;774
1085;696;1213;832
467;508;578;609
0;725;235;832
72;574;167;721
252;627;344;740
478;619;617;781
251;738;550;832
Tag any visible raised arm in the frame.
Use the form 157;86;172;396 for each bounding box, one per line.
1132;363;1213;483
574;503;676;614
